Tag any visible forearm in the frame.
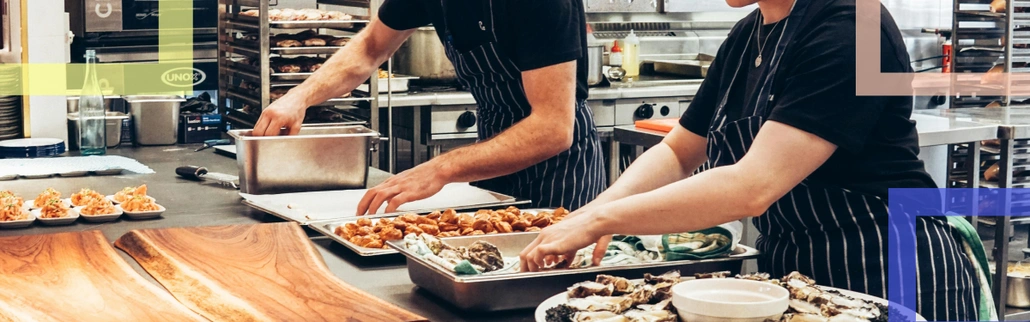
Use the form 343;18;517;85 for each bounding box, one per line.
592;165;766;236
429;114;569;183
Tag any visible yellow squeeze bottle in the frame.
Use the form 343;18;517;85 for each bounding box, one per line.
622;29;640;79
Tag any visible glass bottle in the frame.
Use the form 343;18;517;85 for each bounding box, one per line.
78;50;106;155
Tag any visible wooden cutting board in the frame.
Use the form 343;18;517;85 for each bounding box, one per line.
115;223;426;322
634;118;680;133
0;231;206;322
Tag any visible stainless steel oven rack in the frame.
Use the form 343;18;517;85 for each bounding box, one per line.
950;0;1011;108
217;0;383;126
218;0;398;170
947;119;1030;321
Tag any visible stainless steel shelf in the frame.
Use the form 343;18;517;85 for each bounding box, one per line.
317;0;369;6
271;46;345;55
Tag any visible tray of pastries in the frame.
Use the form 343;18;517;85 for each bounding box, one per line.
309;207;567;256
238;8;368;30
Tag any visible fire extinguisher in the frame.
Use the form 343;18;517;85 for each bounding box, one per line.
920;28;953;73
942;40;953;73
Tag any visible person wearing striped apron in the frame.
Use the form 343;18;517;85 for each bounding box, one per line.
251;0;606;213
520;0;979;320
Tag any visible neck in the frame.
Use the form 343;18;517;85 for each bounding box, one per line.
757;0;794;24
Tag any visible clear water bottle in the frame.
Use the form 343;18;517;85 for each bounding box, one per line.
79;50;106;155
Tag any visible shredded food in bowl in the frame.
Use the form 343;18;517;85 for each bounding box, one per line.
33;188;60;208
71;188;104;206
121;195;160;212
81;198;117;216
1011;262;1030;277
0;197;28;221
113;185;150;203
40;198;70;219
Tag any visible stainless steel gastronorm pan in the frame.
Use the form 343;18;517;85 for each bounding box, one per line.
228;125;380;194
309;206;542;256
387;232;760;312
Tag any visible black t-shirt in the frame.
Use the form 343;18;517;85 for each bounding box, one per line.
378;0;589;101
679;0;937;198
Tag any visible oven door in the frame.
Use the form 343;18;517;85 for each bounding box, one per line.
84;42;218;92
85;0;217;33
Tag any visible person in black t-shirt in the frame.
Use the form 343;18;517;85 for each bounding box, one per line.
251;0;606;214
520;1;980;320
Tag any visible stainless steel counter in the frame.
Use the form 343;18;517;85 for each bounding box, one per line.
914;107;1030;140
0;146;532;322
376;82;704;107
613;113;1000;149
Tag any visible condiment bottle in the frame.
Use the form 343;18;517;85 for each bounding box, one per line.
622;29;640;79
608;41;625;81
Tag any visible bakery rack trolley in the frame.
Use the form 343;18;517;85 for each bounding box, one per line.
950;0;1011;108
942;106;1030;320
217;0;398;170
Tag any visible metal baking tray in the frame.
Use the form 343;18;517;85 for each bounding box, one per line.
271;72;313;81
271;46;346;55
269;18;369;30
309;206;547;256
386;233;760;312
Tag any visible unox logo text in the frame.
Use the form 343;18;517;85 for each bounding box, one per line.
161;68;206;87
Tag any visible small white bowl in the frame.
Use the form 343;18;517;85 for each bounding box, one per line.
672;278;789;322
0;211;36;229
31;208;80;226
119;204;165;220
79;207;123;223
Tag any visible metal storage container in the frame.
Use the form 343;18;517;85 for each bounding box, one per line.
388;233;760;312
67;96;123;113
67;112;129;149
228;125;380;194
125;95;185;146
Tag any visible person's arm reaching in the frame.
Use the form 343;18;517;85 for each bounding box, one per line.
581;126;708;213
252;18;415;136
520;121;838;271
356;60;579;215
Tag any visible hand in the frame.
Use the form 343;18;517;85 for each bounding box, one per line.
519;208;610;272
356;163;449;215
253;95;306;136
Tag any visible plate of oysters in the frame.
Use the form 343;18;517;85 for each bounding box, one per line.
536;271;926;322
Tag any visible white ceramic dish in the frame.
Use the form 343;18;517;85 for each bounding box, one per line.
0;211;36;229
21;173;54;179
59;170;90;177
672;278;789;322
534;281;928;322
118;203;165;220
31;208;79;226
106;195;155;205
79;207;123;223
93;168;124;176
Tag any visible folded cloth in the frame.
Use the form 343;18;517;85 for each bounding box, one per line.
946;215;998;321
662;226;734;260
567;236;663;268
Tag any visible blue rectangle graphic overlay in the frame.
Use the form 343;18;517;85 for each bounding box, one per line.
889;188;1030;322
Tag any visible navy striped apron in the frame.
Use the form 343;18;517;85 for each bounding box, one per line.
700;1;979;320
437;0;606;210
